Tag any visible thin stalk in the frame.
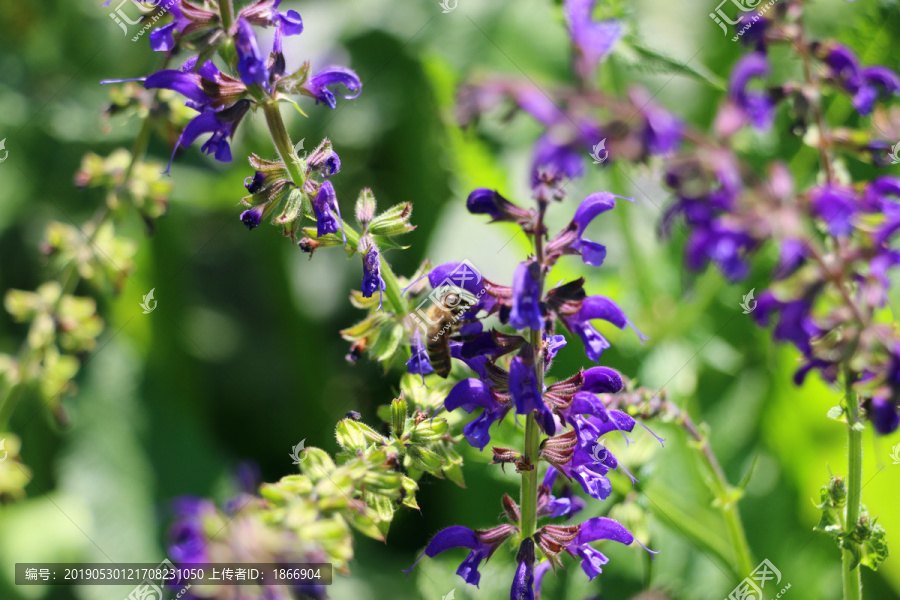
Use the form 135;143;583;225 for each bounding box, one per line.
218;0;234;32
675;406;754;575
843;367;863;600
260;101;408;316
520;202;547;544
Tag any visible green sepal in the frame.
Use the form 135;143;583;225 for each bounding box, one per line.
368;202;415;236
407;445;445;473
409;418;449;443
391;396;407;438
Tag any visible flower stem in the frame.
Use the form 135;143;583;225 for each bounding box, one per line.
260;101;408;316
843;366;863;600
521;202;547;543
677;410;754;576
218;0;234;32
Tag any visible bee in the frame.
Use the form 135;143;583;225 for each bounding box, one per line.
424;288;479;378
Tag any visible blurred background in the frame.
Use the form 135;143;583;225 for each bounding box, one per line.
0;0;899;598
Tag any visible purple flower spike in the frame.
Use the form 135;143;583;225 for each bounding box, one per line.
168;497;215;564
853;66;900;116
510;261;544;331
565;0;622;78
304;66;362;109
235;18;269;87
728;52;774;130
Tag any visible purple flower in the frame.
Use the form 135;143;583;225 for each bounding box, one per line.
544;333;567;362
467;188;530;222
361;247;386;309
312;180;344;238
566;517;650;580
509;355;543;415
870;396;900;434
686;222;755;281
853;66;900;115
581;366;624;394
728;52;774;130
510;538;535;600
235;18;269;87
444;378;508;450
810;185;857;236
534;561;552;597
240;204;266;230
308;147;341;177
630;88;682;154
752;290;821;356
244;170;266;193
403;524;516;587
149;2;189;52
561;295;643;362
303;66;362;109
406;331;434;377
542;468;586;519
510;262;543;331
532;133;589;181
572;192;631;266
273;1;304;36
168;497;214;564
565;0;622;78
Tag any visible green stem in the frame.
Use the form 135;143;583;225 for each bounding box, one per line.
218;0;234;32
260;101;408;316
679;411;754;576
843;367;863;600
520;203;547;544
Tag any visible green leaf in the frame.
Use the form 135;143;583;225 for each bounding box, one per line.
736;455;760;491
619;37;726;91
370;323;404;362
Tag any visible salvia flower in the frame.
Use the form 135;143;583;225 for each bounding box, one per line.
467;188;532;223
565;0;622;79
444;377;509;450
361;247;387;309
303;66;362;108
727;52;774;130
312;180;344;239
509;261;544;331
403;524;516;587
561;295;644;362
510;538;536;600
572;192;631;266
168;497;215;564
566;516;654;580
235;18;269;87
870;396;900;434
